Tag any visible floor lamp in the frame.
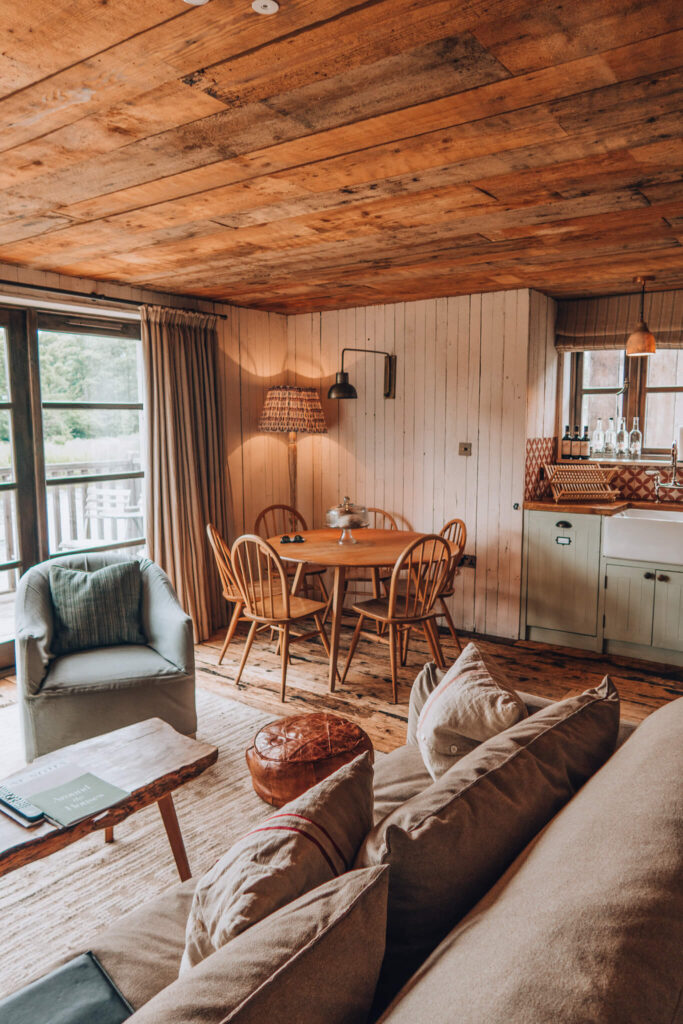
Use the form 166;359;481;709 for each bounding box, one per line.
258;385;328;509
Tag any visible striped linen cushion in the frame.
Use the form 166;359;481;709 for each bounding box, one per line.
48;561;145;655
181;752;374;972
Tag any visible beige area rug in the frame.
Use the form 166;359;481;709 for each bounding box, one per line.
0;690;276;997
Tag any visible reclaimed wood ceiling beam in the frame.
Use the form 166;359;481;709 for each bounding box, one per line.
0;0;681;310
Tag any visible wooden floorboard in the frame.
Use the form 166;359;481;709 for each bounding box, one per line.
3;627;680;754
195;623;682;752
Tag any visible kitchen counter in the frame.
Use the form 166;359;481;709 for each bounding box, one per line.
524;499;683;516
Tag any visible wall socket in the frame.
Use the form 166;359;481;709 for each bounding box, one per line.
461;554;476;569
458;442;472;456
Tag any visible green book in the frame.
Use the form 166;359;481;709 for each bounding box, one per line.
30;773;129;828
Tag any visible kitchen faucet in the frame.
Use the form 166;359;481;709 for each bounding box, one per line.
647;443;683;501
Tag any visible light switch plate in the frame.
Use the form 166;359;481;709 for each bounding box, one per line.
458;442;472;456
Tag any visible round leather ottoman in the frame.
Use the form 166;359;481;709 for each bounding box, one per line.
246;713;374;807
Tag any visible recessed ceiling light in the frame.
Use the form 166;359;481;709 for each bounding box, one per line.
183;0;211;5
252;0;279;12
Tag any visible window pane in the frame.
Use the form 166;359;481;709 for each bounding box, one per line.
0;490;18;564
581;391;624;433
0;328;9;402
0;568;19;642
643;392;683;450
43;409;142;476
38;330;142;403
46;477;144;554
583;350;625;388
647;349;683;387
0;410;14;483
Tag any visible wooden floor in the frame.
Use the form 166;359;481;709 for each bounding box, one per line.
195;622;682;753
3;625;680;755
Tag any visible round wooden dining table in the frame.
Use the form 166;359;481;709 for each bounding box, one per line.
267;527;423;692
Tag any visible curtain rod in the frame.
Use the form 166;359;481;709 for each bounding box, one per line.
0;278;227;319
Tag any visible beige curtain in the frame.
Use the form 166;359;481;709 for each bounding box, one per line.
141;305;228;642
556;290;683;351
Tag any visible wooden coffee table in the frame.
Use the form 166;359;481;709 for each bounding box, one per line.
0;718;217;880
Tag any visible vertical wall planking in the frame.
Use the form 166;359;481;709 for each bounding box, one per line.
286;288;532;638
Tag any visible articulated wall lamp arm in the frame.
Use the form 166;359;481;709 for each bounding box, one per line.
328;347;397;400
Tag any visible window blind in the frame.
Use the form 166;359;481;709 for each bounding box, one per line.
555;289;683;352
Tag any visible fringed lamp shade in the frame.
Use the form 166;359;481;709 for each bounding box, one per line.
258;386;328;434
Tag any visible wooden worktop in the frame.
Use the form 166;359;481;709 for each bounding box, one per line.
524;500;683;516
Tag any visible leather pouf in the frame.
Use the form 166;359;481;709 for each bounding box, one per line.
246;712;374;807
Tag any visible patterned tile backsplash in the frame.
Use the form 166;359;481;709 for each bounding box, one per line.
525;437;556;501
524;439;678;503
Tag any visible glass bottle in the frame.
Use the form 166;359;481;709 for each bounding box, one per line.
604;417;617;455
591;418;605;456
561;425;572;460
629;417;642;459
570;425;581;460
580;425;591;460
616;416;629;457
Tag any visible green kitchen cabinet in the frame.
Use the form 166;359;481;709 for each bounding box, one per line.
652;569;683;653
603;563;655;646
525;511;602;637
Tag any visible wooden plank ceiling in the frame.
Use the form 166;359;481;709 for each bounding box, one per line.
0;0;682;313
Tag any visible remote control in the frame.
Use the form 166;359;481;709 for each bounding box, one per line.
0;784;45;823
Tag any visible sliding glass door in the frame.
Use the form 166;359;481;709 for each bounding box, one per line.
0;304;146;666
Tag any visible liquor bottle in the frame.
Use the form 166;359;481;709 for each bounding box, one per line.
561;425;572;460
604;417;617;455
580;425;591;459
616;416;629;457
591;418;605;456
570;425;581;460
629;417;642;459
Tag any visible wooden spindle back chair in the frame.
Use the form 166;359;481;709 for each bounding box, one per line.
341;534;450;703
367;507;398;531
254;504;308;538
230;534;332;701
344;507;399;618
253;503;329;606
438;517;467;651
206;523;250;664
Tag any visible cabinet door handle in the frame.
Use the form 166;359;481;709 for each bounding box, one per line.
644;572;655;579
555;520;572;528
657;574;670;583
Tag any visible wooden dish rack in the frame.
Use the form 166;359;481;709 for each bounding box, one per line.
544;463;622;503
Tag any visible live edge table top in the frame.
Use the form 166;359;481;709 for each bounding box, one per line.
0;718;218;877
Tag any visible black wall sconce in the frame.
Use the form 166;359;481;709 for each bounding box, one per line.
327;348;397;400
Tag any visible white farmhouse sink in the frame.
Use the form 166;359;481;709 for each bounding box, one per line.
603;507;683;563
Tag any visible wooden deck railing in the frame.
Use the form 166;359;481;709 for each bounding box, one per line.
0;457;144;596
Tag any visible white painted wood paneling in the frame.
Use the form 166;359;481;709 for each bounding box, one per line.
289;289;531;638
527;290;558;440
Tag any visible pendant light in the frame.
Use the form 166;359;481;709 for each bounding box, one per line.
625;276;656;357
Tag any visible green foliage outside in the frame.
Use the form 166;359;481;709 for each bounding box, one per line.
0;329;142;469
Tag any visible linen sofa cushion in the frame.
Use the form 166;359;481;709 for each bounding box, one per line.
182;752;373;971
372;745;432;825
356;677;620;1008
14;878;197;1011
41;645;184;692
49;562;145;655
416;641;528;778
131;867;389;1024
379;697;683;1024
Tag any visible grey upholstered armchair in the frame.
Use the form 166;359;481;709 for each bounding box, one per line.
15;552;196;761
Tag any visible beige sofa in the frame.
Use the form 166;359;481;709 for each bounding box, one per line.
14;671;683;1023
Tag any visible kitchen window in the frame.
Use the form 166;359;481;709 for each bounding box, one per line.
568;348;683;457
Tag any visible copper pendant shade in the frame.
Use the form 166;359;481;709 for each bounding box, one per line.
625;276;656;357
